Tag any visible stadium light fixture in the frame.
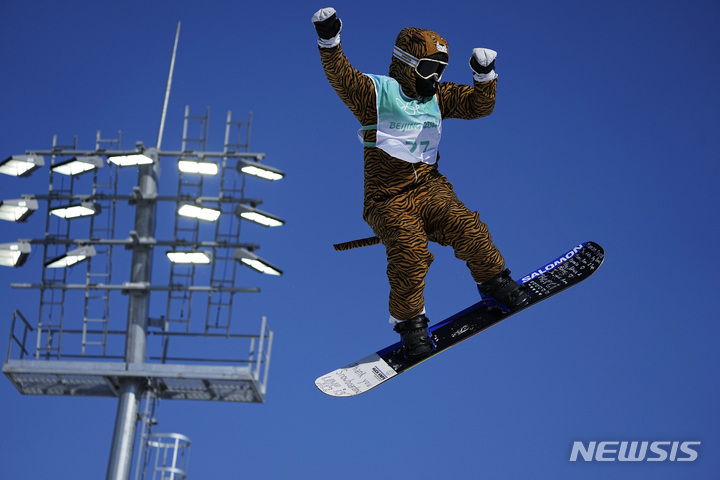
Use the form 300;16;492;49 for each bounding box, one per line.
0;155;45;177
51;155;104;176
178;159;218;175
108;153;154;167
233;248;282;276
166;250;213;264
49;201;101;220
0;198;39;222
0;241;31;267
237;159;284;181
235;204;284;227
177;203;221;222
45;245;96;269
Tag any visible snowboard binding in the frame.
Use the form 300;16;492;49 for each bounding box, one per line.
394;314;436;359
478;268;529;312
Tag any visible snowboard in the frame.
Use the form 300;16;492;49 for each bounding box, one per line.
315;241;605;397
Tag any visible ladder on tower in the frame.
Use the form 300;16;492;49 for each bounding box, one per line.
164;106;211;333
81;131;121;356
205;111;253;335
36;136;79;359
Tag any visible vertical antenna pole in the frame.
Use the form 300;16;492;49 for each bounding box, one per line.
156;21;181;150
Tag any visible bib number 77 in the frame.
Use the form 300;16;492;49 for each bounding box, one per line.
406;140;430;153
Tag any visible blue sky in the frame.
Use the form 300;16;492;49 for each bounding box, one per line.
1;1;719;479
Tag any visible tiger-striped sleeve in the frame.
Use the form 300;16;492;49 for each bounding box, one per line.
437;78;497;120
318;44;377;125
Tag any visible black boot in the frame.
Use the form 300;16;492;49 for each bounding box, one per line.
394;314;435;359
478;268;529;311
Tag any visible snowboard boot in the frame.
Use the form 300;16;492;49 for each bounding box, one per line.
478;268;529;311
393;314;435;359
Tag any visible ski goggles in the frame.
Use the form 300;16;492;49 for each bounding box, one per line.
393;46;448;81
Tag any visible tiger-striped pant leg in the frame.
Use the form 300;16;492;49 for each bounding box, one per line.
423;182;505;283
365;196;434;321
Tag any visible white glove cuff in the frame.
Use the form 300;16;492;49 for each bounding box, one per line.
473;71;498;82
318;30;341;48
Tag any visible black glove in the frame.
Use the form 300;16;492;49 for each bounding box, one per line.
312;8;342;40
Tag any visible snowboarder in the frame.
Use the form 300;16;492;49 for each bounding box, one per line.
312;7;528;358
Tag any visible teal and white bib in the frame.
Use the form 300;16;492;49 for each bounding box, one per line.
358;74;442;164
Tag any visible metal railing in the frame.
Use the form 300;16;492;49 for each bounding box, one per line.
6;310;33;361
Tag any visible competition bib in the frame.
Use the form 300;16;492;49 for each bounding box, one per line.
358;74;442;164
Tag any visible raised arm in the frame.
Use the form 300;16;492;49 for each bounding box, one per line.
438;48;498;120
312;7;376;124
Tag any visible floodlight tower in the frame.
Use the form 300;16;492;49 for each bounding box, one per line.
2;23;282;480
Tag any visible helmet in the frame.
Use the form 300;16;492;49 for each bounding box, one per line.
389;27;449;98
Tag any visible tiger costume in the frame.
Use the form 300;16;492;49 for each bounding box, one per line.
312;8;528;357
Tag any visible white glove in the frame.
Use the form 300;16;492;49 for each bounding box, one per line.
312;7;342;48
469;48;498;82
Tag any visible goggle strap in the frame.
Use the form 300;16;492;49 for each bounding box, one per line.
392;46;419;68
